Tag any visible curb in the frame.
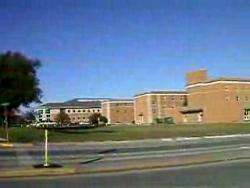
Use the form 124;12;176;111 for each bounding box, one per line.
0;143;14;148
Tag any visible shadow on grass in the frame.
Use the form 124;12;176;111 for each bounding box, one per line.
53;129;115;134
79;157;103;164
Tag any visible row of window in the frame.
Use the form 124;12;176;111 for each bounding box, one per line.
236;96;249;102
67;109;100;113
71;116;87;120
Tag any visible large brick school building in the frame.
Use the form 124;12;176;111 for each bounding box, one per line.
134;70;250;124
36;70;250;124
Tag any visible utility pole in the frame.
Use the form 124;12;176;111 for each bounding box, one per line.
44;129;48;167
1;102;10;142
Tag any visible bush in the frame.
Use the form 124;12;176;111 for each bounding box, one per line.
99;115;108;124
154;117;174;124
163;117;174;124
8;128;44;143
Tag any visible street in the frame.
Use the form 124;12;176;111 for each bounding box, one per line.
1;135;250;187
1;159;250;187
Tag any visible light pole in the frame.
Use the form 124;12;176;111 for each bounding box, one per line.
1;102;10;142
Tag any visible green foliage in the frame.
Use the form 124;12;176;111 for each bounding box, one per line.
163;117;174;124
55;111;71;125
0;51;42;113
99;115;108;124
88;113;100;125
154;117;174;124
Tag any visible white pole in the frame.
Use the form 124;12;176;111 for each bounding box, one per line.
44;129;48;167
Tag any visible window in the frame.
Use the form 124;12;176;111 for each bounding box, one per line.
97;109;100;112
78;117;80;120
83;117;85;119
73;110;75;113
83;110;85;112
78;110;81;113
67;110;70;113
236;96;240;102
244;110;248;115
46;114;50;118
88;110;91;112
92;109;95;112
38;110;44;114
45;109;50;114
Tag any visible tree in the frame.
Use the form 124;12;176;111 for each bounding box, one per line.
88;113;100;125
23;110;36;123
88;113;108;126
99;115;108;124
55;111;71;125
0;51;42;116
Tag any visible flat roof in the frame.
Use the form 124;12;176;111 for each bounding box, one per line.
134;90;188;97
187;77;250;87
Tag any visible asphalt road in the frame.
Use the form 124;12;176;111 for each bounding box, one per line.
2;135;250;168
1;160;250;188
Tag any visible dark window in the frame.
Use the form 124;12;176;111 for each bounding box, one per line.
73;110;75;113
236;96;240;101
83;110;85;112
38;110;43;114
68;110;70;113
78;110;81;113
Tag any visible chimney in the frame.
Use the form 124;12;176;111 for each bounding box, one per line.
186;70;207;85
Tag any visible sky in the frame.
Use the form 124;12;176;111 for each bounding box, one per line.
0;0;250;104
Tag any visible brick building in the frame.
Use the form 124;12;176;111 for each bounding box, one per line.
134;91;188;124
35;98;109;123
181;70;250;123
101;99;134;124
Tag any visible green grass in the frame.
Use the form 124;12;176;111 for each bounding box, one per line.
1;123;250;143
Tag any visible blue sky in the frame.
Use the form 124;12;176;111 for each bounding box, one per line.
0;0;250;104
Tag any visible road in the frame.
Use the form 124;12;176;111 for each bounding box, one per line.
1;159;250;187
2;135;250;168
1;135;250;187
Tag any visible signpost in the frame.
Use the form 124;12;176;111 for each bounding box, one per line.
44;129;48;167
1;102;10;142
33;125;62;168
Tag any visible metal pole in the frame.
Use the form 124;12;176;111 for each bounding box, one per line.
4;106;8;142
44;129;48;167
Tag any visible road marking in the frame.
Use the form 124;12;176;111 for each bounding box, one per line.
240;146;250;149
161;138;173;142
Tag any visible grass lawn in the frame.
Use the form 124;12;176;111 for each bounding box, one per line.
1;123;250;143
